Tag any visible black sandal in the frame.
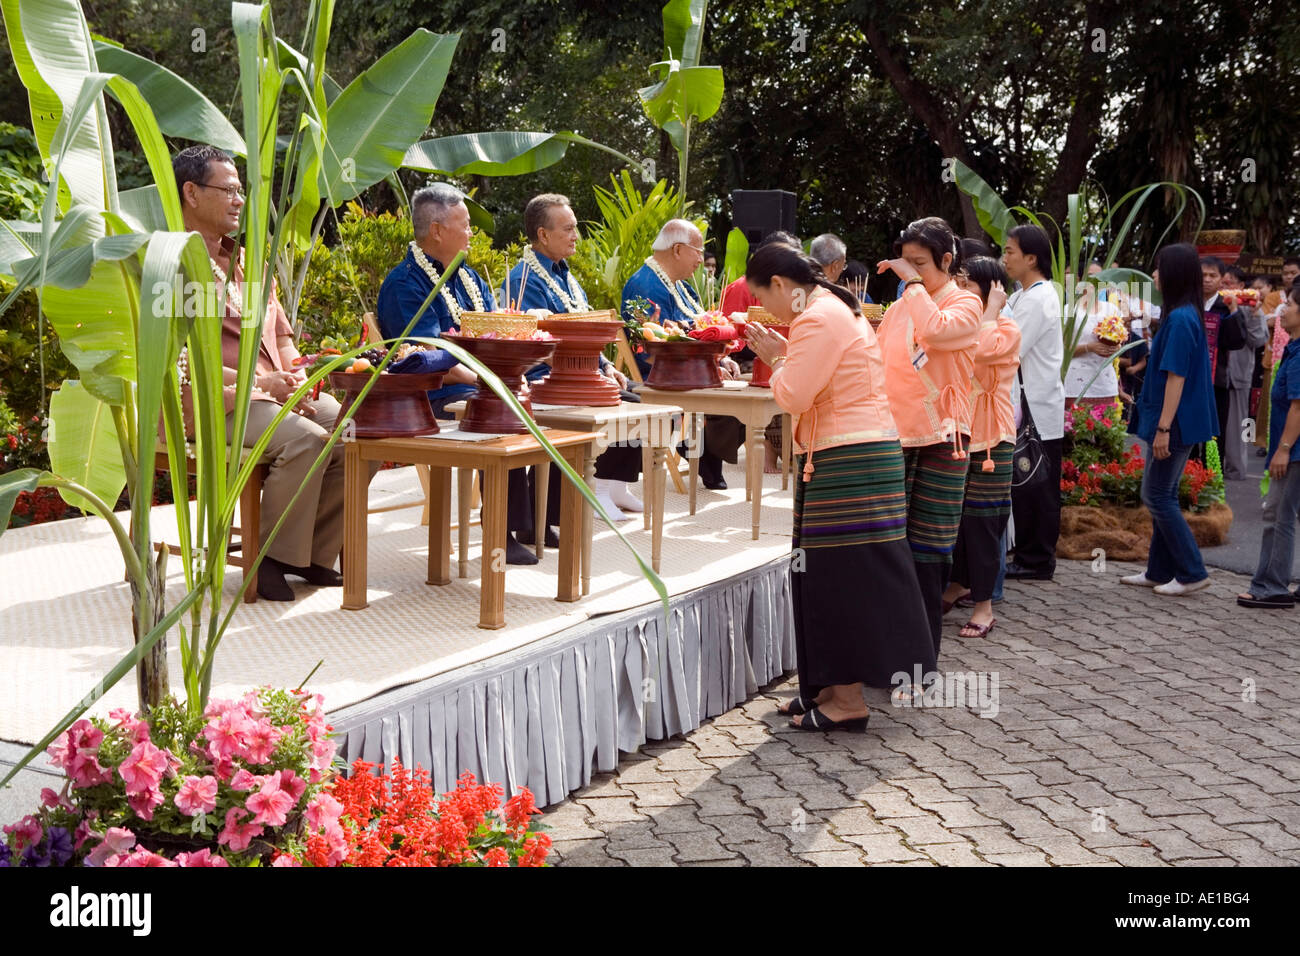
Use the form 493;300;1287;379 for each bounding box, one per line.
790;706;869;733
776;695;816;716
1236;593;1294;609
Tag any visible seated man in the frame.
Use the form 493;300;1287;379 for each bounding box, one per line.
174;144;357;601
376;183;540;565
507;192;642;541
622;219;744;490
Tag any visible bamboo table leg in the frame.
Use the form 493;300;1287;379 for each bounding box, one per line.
581;443;596;596
782;412;792;490
557;447;584;603
651;445;668;572
457;467;472;579
426;465;451;586
479;464;508;630
749;419;765;541
688;413;700;515
342;443;368;610
534;464;549;558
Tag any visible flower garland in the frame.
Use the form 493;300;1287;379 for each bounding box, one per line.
644;255;701;321
520;246;587;312
410;241;484;324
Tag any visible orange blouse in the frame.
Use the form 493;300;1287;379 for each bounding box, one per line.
968;311;1022;459
876;278;983;452
769;288;898;481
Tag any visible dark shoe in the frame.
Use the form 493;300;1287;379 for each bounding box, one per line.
301;563;344;587
789;706;869;733
1005;562;1053;581
505;534;539;566
702;476;728;490
516;526;559;548
257;561;295;601
698;453;727;490
1236;593;1293;609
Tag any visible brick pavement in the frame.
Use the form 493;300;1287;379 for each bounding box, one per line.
542;559;1300;866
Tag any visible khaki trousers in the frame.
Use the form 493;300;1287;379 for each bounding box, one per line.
233;393;348;569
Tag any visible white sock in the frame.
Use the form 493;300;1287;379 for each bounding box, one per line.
609;480;643;512
592;479;629;522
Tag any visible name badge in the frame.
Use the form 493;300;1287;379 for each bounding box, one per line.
911;348;929;371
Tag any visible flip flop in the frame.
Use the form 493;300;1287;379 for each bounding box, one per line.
1236;594;1294;609
790;706;869;733
958;618;997;638
775;695;816;716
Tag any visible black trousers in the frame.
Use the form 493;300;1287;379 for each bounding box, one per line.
1009;437;1062;574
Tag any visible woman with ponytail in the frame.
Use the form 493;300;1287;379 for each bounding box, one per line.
744;244;936;732
944;257;1021;638
875;217;983;656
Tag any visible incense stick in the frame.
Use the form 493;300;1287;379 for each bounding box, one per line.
516;263;531;312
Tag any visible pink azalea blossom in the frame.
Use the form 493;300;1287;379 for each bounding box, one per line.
127;787;165;821
118;739;172;794
3;815;42;851
174;775;219;817
203;709;252;759
243;719;282;765
246;772;296;827
271;855;301;867
175;849;229;867
305;792;343;831
118;849;176;867
85;827;137;866
217;807;264;852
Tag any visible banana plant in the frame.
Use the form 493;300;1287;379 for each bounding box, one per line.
952;158;1205;379
638;0;724;214
0;0;666;790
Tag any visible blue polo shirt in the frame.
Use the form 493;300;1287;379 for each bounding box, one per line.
621;262;701;327
1269;339;1300;463
1134;303;1217;446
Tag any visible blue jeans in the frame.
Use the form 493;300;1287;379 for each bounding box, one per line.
1141;441;1207;584
991;527;1007;601
1249;467;1300;598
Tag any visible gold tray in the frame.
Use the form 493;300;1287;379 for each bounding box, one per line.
746;306;785;326
539;308;617;322
459;311;539;338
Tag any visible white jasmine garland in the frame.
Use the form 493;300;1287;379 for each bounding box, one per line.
521;245;587;312
410;241;485;323
644;255;702;320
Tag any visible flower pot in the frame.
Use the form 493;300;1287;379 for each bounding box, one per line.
531;312;623;406
642;339;727;390
328;371;445;438
450;336;557;433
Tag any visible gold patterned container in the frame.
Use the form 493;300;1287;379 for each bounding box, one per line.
746;306;784;326
536;308;617;323
458;311;538;339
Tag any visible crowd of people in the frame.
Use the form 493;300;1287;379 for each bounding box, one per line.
171;142;1300;722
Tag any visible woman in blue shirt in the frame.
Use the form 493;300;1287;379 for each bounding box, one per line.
1238;284;1300;608
1122;243;1219;596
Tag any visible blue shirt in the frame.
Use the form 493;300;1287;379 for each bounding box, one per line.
621;262;701;327
1269;339;1300;463
376;247;496;406
1134;303;1218;446
506;249;589;313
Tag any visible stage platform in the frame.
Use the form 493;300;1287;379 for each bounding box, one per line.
1;457;797;806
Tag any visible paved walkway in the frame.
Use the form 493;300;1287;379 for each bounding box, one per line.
542;560;1300;866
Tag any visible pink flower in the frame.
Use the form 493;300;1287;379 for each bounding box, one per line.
175;775;219;817
3;815;42;851
305;792;343;831
174;849;229;867
229;768;259;791
277;769;306;803
85;827;137;866
203;709;251;759
246;772;296;827
118;740;172;794
205;741;235;782
243;719;282;765
271;855;302;867
217;807;264;853
40;787;73;811
108;709;151;743
68;751;113;790
73;817;98;850
322;821;349;866
118;849;176;867
311;734;337;772
127;787;165;821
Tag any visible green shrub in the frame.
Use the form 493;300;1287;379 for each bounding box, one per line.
0;122;46;221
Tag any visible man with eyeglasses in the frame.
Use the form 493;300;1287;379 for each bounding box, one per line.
173;144;361;601
621;219;743;489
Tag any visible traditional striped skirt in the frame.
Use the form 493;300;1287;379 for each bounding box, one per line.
963;442;1014;519
791;441;936;692
902;442;972;563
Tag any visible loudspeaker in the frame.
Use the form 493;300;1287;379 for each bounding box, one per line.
731;190;797;246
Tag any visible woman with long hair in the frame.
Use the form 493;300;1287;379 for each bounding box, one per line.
944;257;1021;637
744;244;936;731
874;218;983;655
1122;242;1218;595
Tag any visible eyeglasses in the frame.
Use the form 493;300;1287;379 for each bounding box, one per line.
676;242;706;256
194;182;245;201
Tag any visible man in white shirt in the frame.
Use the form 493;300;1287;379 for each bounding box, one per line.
1003;225;1066;581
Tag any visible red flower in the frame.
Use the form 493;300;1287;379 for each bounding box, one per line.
503;788;540;835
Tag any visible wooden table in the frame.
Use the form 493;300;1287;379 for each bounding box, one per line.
446;401;682;595
638;384;788;541
342;430;599;629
